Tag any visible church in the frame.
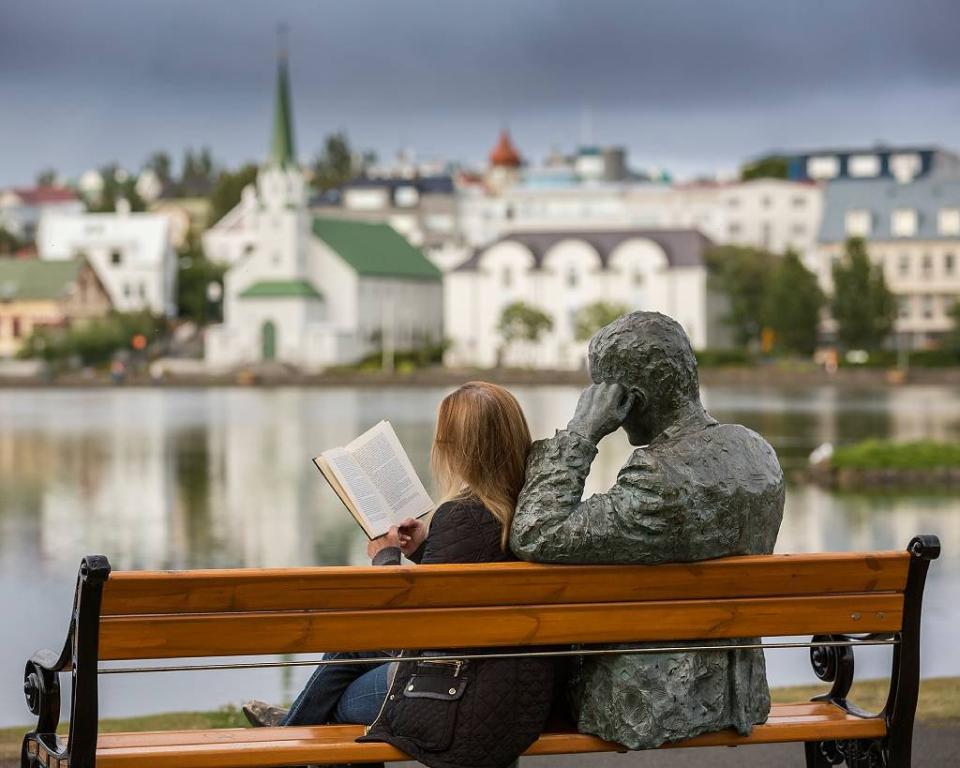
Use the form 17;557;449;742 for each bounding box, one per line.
204;48;442;371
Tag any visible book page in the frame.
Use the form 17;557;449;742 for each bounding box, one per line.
321;447;394;538
347;421;434;523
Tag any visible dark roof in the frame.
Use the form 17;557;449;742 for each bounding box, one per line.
341;175;455;195
819;178;960;243
453;228;713;271
312;218;441;280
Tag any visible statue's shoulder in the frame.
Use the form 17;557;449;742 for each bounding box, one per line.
711;422;784;477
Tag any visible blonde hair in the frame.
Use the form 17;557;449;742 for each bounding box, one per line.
430;381;531;549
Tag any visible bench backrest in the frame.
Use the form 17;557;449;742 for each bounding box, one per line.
95;552;911;661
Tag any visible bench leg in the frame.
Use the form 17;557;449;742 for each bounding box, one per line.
806;738;889;767
804;741;831;767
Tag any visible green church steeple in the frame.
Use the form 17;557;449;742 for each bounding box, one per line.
269;27;296;169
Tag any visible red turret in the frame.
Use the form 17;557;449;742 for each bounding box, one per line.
489;129;522;168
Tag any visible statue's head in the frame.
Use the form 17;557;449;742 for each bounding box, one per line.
588;311;701;445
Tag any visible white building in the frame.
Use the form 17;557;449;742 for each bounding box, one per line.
36;203;177;316
816;177;960;349
204;48;443;371
0;186;83;242
444;228;730;369
458;133;823;267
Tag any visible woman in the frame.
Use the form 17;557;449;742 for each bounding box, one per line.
243;382;555;768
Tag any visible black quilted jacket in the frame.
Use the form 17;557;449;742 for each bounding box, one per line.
358;498;556;768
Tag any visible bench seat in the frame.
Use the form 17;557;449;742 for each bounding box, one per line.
21;540;939;768
81;703;887;768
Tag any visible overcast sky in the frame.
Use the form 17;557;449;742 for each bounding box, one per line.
2;0;960;186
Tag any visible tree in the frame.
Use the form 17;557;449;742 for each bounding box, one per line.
762;250;824;355
944;302;960;356
496;301;553;365
312;132;355;191
706;245;777;347
86;164;146;213
740;155;789;181
35;168;57;187
180;147;216;195
0;227;21;255
574;301;629;342
208;163;258;224
176;237;226;325
830;237;897;351
144;151;173;186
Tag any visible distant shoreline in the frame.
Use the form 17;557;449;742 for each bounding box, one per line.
2;365;960;389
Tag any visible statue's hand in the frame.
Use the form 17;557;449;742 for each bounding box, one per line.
567;382;635;444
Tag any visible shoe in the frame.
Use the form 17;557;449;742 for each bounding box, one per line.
242;699;289;727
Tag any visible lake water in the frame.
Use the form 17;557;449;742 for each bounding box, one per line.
1;384;958;726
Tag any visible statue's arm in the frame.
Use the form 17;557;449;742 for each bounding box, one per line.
510;430;675;563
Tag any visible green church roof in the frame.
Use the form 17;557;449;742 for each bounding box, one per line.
238;279;323;299
312;218;442;280
269;51;296;169
0;258;84;301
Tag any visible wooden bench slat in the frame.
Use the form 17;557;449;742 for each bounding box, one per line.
99;553;910;616
98;593;903;659
92;703;888;768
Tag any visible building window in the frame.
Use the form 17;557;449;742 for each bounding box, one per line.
761;196;772;209
921;254;933;279
898;296;911;319
567;268;578;288
945;253;955;275
890;153;922;183
761;222;772;249
848;154;881;178
11;317;21;338
123;283;131;298
792;196;807;208
845;209;872;237
921;294;934;319
938;208;960;236
807;156;840;180
728;222;742;238
891;209;918;238
633;271;644;287
139;282;147;298
898;254;910;276
111;250;122;266
727;197;740;208
792;223;806;237
502;268;512;288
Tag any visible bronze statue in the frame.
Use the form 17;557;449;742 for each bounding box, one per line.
510;311;785;749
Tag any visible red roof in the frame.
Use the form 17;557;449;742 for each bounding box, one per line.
489;129;522;168
11;186;79;205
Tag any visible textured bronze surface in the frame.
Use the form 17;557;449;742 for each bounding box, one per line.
511;312;786;750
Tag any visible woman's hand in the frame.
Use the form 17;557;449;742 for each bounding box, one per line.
397;517;428;557
367;526;402;559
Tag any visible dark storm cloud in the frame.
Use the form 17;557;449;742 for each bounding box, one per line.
2;0;959;184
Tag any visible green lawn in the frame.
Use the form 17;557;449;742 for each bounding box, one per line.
830;439;960;470
3;678;958;761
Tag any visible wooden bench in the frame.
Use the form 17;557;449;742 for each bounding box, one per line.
22;535;939;768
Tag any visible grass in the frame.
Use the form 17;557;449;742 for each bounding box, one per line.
3;678;959;760
830;440;960;471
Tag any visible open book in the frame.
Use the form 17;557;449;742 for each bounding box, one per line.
314;420;434;540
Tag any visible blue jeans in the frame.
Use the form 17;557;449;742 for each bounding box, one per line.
281;651;391;727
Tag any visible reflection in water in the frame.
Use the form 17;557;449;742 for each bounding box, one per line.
0;385;957;724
